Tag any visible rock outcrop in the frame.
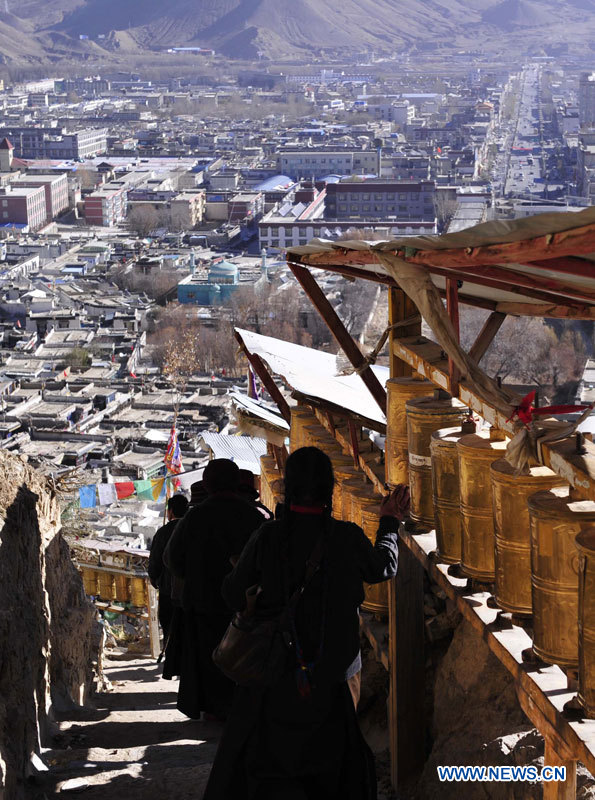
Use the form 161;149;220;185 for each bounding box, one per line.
0;453;101;800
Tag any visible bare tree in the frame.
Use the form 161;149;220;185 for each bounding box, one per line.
126;205;159;238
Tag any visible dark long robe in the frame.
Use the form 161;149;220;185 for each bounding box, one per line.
148;518;178;641
164;492;265;718
204;511;399;800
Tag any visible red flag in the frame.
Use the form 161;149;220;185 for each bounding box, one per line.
115;482;135;499
130;372;137;379
15;319;21;328
63;370;68;378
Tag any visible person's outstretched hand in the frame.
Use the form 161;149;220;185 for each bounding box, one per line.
380;484;410;521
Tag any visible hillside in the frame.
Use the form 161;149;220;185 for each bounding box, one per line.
5;0;595;62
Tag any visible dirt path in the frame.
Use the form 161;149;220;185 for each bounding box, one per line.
32;653;222;798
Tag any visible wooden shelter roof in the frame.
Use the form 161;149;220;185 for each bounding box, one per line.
287;206;595;318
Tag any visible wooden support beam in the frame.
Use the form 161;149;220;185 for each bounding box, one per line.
397;220;595;268
389;287;421;378
451;263;595;305
446;278;460;393
348;419;360;466
468;311;507;364
543;740;577;800
528;257;595;280
288;262;387;415
234;331;291;425
391;539;426;787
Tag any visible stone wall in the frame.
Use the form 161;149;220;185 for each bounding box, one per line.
0;453;101;800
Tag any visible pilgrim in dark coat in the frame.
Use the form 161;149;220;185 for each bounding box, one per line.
164;459;264;719
204;446;408;800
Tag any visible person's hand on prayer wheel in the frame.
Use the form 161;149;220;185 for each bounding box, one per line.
380;484;410;521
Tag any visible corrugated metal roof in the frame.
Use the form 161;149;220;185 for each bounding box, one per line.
200;432;268;474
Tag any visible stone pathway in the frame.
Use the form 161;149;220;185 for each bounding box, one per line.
31;652;222;798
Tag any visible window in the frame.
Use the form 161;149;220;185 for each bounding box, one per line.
1;200;6;207
351;205;358;212
339;204;347;212
399;194;407;200
374;193;383;200
2;212;6;219
363;193;370;200
363;204;370;212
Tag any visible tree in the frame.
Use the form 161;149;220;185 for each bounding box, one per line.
126;205;159;238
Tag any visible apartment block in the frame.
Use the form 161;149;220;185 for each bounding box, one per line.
324;180;436;221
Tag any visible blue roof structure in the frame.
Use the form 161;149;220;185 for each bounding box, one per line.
254;175;295;192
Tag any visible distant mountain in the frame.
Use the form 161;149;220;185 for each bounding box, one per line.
6;0;595;62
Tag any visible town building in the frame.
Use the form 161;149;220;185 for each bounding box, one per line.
84;183;128;227
169;191;206;230
10;174;70;219
324;179;436;221
276;149;380;180
0;185;48;231
579;72;595;130
0;126;108;160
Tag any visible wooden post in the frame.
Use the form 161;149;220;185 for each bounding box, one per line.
288;262;387;414
147;580;161;660
468;311;506;365
388;538;426;789
543;739;577;800
446;278;460;394
389;288;421;379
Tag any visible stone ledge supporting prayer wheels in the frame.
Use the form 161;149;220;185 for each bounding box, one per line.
360;501;388;618
385;377;434;487
290;406;316;452
529;487;595;668
430;423;475;564
406;395;468;527
491;460;565;617
457;430;508;582
576;529;595;717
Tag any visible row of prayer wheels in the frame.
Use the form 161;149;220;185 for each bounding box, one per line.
386;380;595;717
288;405;389;617
80;567;148;607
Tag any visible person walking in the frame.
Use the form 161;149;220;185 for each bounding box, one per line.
165;458;264;720
148;493;189;642
204;445;408;800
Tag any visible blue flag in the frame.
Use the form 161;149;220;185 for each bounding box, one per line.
79;484;97;508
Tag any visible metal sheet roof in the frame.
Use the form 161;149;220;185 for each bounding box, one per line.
235;327;388;427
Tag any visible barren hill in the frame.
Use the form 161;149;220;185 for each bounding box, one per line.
5;0;595;62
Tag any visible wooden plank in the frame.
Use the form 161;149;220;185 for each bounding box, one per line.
394;538;426;785
392;335;595;498
289;263;387;414
147;581;161;660
387;575;399;790
398;221;595;268
452;263;595;304
389;288;421;378
529;256;595;280
446;277;460;393
543;740;577;800
468;311;507;364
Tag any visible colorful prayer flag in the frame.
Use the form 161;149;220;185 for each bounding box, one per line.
164;425;183;488
115;481;135;499
97;483;117;506
79;485;97;508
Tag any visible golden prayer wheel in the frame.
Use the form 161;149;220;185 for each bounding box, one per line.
576;529;595;718
331;461;359;517
458;430;508;582
360;502;389;617
529;487;595;668
385;377;434;487
406;395;467;526
290;406;316;451
491;460;565;617
341;476;369;522
430;423;475;564
260;455;281;513
114;573;131;604
131;576;148;608
303;424;337;454
97;571;116;600
349;486;375;526
81;568;99;596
